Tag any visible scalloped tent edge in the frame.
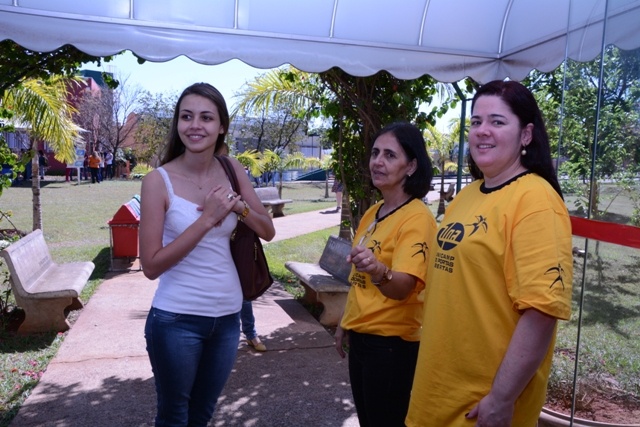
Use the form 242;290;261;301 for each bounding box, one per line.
1;0;639;83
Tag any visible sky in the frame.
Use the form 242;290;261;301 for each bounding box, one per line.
84;50;267;109
83;50;461;132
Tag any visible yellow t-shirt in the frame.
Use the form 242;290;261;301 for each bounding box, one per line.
340;198;437;341
406;173;573;427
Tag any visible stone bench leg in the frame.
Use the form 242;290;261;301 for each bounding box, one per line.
271;204;285;218
316;292;347;326
299;282;347;326
14;294;75;334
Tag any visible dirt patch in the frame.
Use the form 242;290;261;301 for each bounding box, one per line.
546;392;640;424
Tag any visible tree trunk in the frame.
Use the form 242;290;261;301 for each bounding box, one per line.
338;191;352;241
324;172;329;198
31;156;43;231
436;169;446;219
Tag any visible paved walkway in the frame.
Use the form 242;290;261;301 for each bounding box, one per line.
10;208;358;427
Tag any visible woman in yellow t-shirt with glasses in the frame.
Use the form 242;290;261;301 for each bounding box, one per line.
335;121;437;427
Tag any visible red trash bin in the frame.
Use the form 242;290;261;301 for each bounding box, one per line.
108;196;141;269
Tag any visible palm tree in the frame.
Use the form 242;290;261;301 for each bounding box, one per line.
232;67;316;118
2;76;81;230
234;149;263;176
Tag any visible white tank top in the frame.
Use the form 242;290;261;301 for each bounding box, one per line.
152;167;242;317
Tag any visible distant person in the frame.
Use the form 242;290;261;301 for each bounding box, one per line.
98;152;105;182
88;151;101;183
38;150;47;180
83;153;89;180
139;82;275;426
406;80;574;427
335;122;437;427
105;151;114;179
331;177;344;211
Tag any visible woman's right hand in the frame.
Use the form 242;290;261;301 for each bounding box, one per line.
334;325;348;358
200;184;238;228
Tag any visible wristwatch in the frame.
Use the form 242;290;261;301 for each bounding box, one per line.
372;265;392;287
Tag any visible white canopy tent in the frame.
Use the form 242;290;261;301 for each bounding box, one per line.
1;0;639;83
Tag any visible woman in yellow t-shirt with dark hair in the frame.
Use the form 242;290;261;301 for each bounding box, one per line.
406;80;573;427
334;121;437;427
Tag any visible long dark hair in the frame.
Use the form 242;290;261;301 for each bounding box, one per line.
372;122;433;199
469;80;563;198
160;83;229;165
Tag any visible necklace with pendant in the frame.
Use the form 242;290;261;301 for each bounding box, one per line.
184;163;214;190
185;176;211;190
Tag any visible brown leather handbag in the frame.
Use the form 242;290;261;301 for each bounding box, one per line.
217;155;274;301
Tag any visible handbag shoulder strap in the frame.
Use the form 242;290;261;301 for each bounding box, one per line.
216;155;240;194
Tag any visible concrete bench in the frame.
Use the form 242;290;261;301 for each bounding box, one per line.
285;236;352;326
254;187;293;218
0;229;95;334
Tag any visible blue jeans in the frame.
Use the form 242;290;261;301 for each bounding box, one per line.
348;330;419;427
145;307;240;427
240;300;257;340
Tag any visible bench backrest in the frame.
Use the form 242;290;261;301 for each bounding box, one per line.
0;229;53;295
254;187;280;201
319;236;353;283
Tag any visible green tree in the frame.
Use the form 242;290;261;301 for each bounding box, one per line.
132;90;177;166
233;70;311;153
0;41;120;227
75;76;143;165
2;77;82;230
525;46;640;220
234;66;465;236
314;68;460;233
0;40;115;95
0;134;19;196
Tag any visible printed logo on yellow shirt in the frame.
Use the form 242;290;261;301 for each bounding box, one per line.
436;222;465;251
467;215;488;235
435;217;489;273
412;241;429;261
545;264;567;290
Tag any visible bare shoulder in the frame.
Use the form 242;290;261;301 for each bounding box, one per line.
141;168;169;197
142;168;163;186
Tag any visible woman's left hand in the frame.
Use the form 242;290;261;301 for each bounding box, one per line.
347;245;378;274
466;394;513;427
199;185;239;227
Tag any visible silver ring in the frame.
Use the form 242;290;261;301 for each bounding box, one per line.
227;193;234;200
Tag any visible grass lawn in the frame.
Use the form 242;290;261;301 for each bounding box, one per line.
546;237;640;419
0;178;637;424
546;184;640;420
